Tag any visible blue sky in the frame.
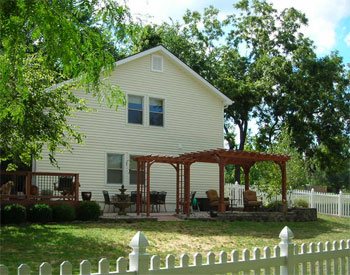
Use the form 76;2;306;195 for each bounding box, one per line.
126;0;350;65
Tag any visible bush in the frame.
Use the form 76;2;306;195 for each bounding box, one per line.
78;201;100;221
52;204;76;222
264;200;285;212
294;199;309;208
2;204;26;224
28;204;53;223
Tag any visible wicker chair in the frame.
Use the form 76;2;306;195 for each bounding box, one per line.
206;189;230;211
243;190;262;211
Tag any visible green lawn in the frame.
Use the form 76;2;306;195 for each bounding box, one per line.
1;215;349;274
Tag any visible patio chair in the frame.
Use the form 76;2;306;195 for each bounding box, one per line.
102;190;116;213
190;191;198;211
157;191;167;212
55;177;75;199
243;190;262;212
206;189;230;211
150;191;159;212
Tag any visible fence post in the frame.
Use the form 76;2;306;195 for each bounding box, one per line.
129;231;150;274
279;226;295;275
338;191;343;217
310;188;315;208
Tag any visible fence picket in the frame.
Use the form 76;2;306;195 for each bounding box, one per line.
116;257;127;273
150;256;160;270
98;258;109;274
194;253;202;266
253;248;261;274
324;241;331;274
80;260;91;275
207;252;215;265
60;261;72;275
263;247;271;275
39;262;52;275
308;242;316;274
18;264;30;275
231;250;239;275
242;249;250;275
299;243;307;275
0;265;8;275
166;254;175;269
332;241;339;274
180;253;189;267
219;251;227;264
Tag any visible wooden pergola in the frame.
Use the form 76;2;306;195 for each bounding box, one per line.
133;149;290;217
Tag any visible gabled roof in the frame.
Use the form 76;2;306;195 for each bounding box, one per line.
115;46;233;106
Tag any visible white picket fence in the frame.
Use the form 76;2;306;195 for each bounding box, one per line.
225;183;350;217
1;227;349;275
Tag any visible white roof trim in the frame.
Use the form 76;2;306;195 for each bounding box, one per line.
114;46;233;106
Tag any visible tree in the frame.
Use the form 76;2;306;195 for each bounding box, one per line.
0;0;131;169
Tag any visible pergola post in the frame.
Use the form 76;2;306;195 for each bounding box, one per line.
281;162;287;202
136;161;141;216
146;161;151;217
218;160;226;212
184;163;191;217
175;163;180;214
243;165;251;191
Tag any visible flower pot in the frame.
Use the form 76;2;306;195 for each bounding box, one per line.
82;192;92;201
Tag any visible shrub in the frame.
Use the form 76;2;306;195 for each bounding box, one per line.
78;201;100;221
294;199;309;208
2;204;26;224
264;200;285;212
52;204;76;222
28;204;53;223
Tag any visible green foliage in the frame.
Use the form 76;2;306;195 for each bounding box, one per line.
0;0;131;169
251;128;309;199
264;200;285;212
28;204;53;223
293;199;309;208
52;204;76;222
78;201;100;221
2;204;26;224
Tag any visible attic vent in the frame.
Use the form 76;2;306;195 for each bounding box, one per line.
152;55;163;72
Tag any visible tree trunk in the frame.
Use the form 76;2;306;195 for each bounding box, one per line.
234;120;248;184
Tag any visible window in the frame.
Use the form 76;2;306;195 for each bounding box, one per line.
152;55;163;72
129;155;144;185
107;154;123;184
149;98;164;126
128;95;143;124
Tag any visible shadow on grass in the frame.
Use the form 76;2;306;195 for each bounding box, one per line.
0;224;130;274
70;214;350;240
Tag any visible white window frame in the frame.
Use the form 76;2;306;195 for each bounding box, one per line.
105;152;125;185
127;94;145;126
151;54;163;72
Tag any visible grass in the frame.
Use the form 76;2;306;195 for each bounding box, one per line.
1;214;349;274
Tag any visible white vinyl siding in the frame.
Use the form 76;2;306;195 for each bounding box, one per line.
36;50;225;203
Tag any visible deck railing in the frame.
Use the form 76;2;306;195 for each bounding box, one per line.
0;171;79;201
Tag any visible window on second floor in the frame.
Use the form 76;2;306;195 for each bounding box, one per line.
107;154;123;184
128;95;143;124
149;98;164;127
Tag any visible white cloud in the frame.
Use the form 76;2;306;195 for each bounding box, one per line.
270;0;349;54
345;32;350;47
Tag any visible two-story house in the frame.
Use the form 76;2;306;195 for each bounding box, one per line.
35;46;232;210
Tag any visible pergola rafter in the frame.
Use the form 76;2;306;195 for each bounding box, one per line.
134;149;290;217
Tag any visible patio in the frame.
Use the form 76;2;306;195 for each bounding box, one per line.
133;149;291;217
